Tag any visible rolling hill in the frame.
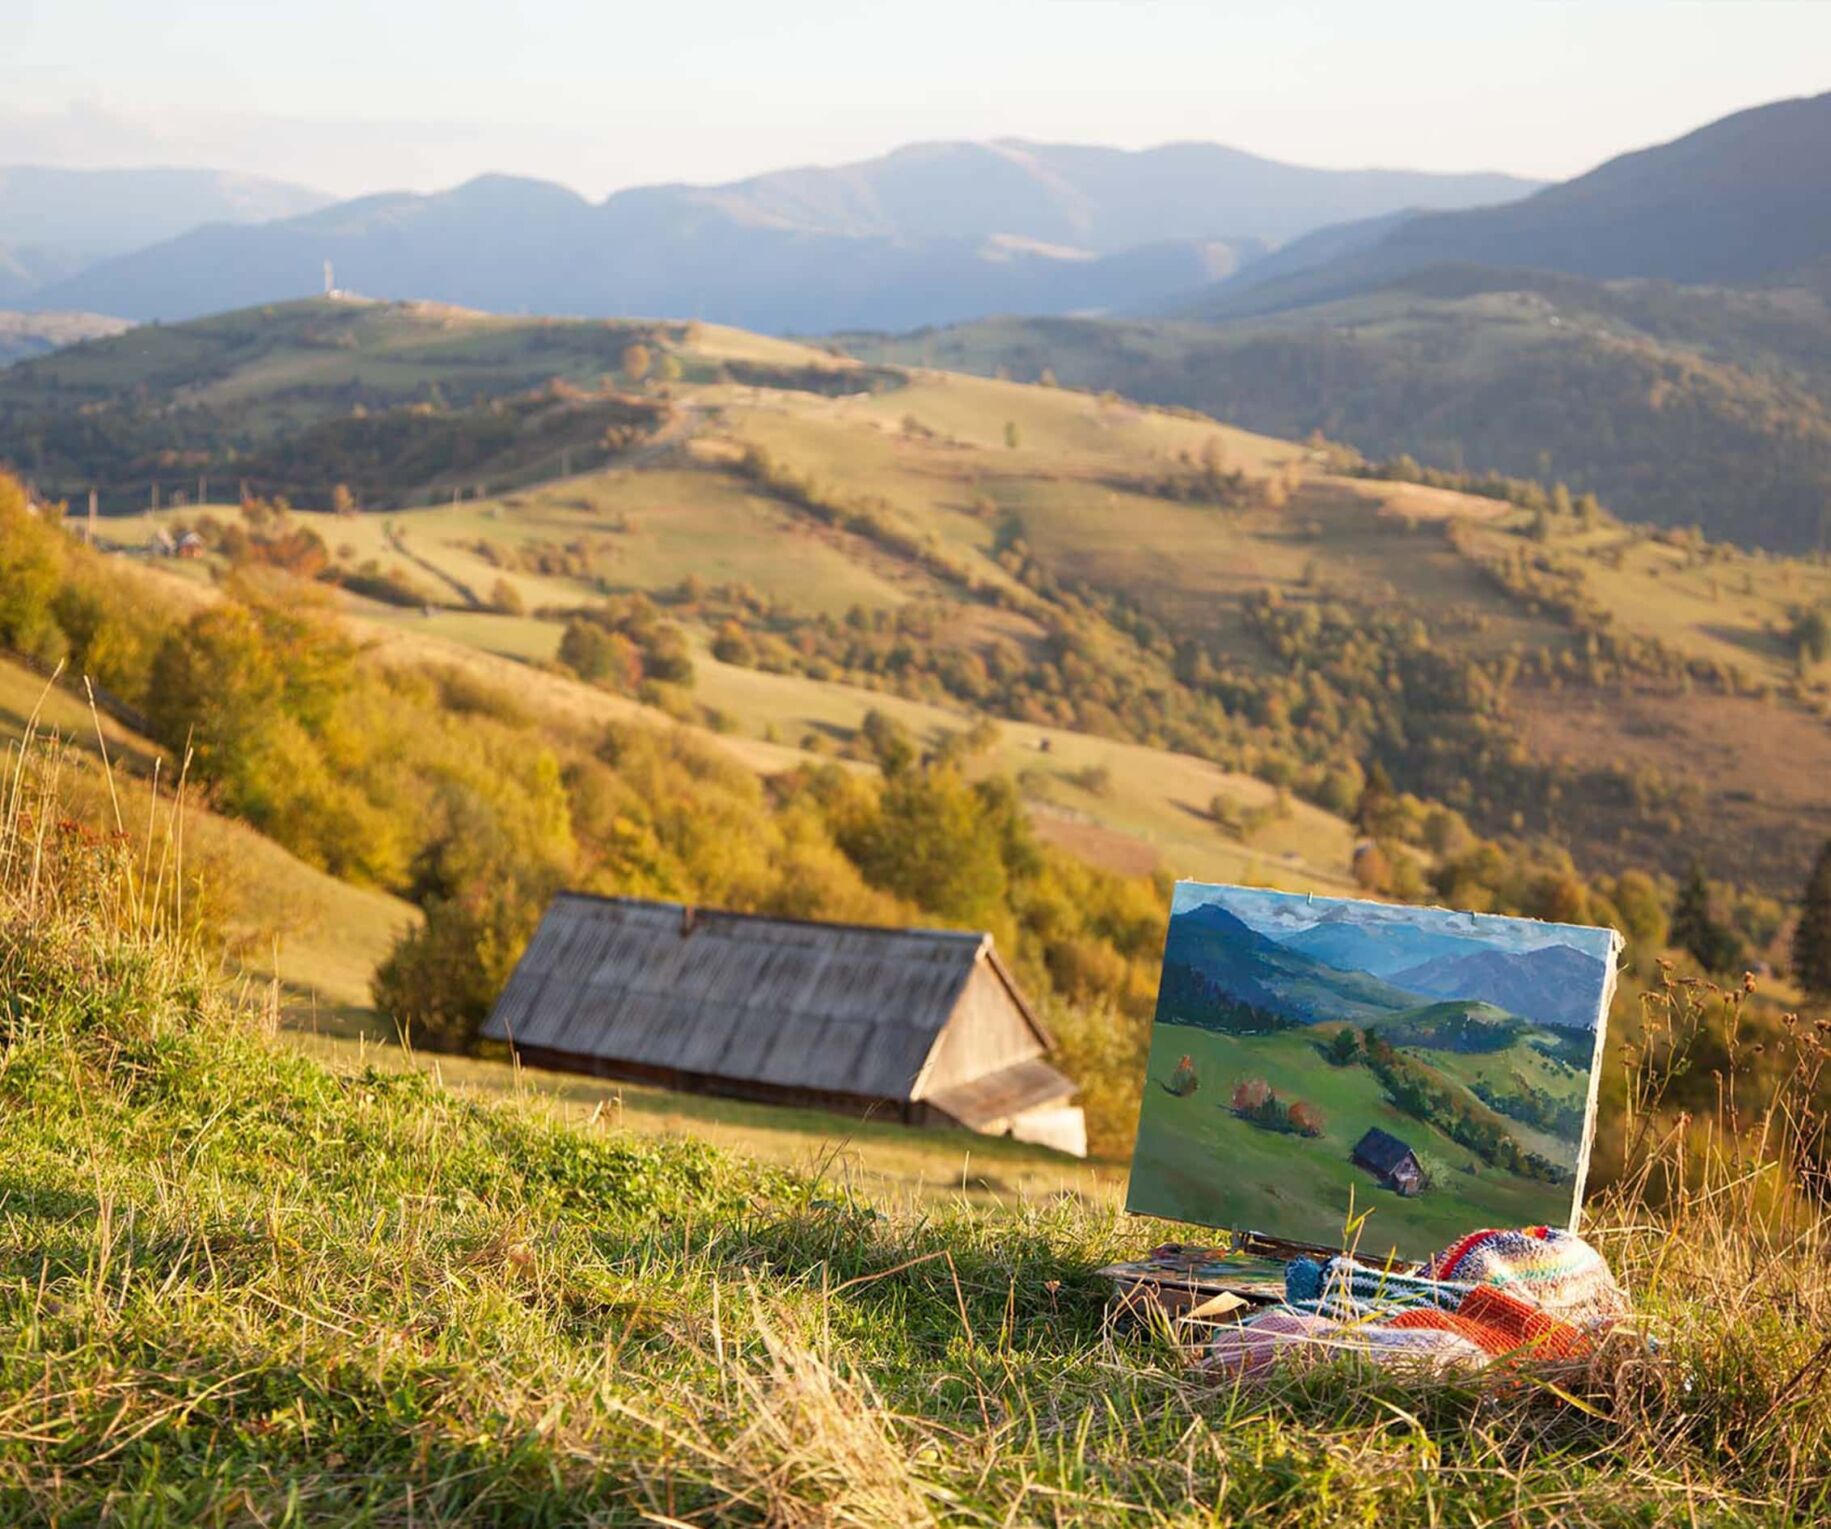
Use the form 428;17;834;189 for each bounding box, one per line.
841;94;1831;554
7;296;1829;910
16;141;1535;329
0;307;129;363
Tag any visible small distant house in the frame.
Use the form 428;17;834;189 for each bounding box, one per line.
481;893;1086;1155
148;527;177;557
1351;1127;1424;1195
174;531;206;559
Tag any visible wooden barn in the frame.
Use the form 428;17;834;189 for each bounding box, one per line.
1351;1127;1424;1195
481;893;1086;1156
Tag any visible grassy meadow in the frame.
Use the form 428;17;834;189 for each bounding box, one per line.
3;734;1829;1525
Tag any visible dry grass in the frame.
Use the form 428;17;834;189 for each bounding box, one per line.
2;729;1829;1524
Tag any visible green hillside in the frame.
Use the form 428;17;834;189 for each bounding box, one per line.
1131;1024;1572;1256
840;268;1831;554
20;296;1829;911
5;766;1827;1524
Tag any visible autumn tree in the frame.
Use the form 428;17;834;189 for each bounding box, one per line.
1793;838;1831;998
1231;1078;1271;1113
622;343;652;384
843;767;1009;934
1671;859;1745;975
1789;606;1831;666
1355;759;1397;836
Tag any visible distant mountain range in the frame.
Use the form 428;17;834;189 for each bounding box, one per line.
0;166;330;304
1282;917;1482;980
1161;903;1428;1025
1387;945;1607;1032
1;141;1536;330
12;97;1831;550
1174;91;1831;319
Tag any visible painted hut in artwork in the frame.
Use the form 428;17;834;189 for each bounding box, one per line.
481;893;1086;1156
1351;1127;1424;1195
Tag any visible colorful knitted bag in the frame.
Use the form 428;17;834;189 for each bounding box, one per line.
1421;1226;1627;1329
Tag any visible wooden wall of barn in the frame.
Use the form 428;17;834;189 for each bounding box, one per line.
917;960;1045;1097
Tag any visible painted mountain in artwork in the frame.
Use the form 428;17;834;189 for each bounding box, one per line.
1283;917;1486;979
1157;902;1429;1027
1386;944;1609;1030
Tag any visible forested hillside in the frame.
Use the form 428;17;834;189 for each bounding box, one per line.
4;298;1829;1160
846;94;1831;555
850;274;1831;553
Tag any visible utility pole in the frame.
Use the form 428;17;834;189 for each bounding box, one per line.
150;481;160;512
88;487;97;545
324;260;334;297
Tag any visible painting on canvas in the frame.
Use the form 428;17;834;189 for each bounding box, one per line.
1126;882;1620;1262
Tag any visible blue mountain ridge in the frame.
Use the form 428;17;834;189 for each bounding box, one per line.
1160;902;1431;1025
1281;918;1488;978
1162;900;1604;1033
1387;944;1607;1031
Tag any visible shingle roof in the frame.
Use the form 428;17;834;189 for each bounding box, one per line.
1352;1127;1419;1175
481;892;1050;1103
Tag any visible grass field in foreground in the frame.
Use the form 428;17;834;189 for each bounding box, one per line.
288;1029;1122;1210
4;767;1827;1525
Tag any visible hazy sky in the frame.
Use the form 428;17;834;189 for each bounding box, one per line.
7;1;1828;197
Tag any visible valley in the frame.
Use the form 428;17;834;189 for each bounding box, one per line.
37;296;1822;897
2;293;1827;1172
4;36;1831;1524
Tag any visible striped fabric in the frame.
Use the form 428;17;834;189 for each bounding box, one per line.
1282;1256;1476;1320
1422;1226;1627;1329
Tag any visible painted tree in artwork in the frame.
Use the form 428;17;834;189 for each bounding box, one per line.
1286;1100;1325;1138
1231;1078;1272;1113
1794;839;1831;998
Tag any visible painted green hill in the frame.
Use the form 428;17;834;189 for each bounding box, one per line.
1368;1000;1524;1053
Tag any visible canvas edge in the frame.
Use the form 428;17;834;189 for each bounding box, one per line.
1567;925;1626;1233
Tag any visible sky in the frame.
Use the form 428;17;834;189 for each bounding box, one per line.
5;1;1829;198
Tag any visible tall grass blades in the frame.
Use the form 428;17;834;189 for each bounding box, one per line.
0;723;1828;1524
